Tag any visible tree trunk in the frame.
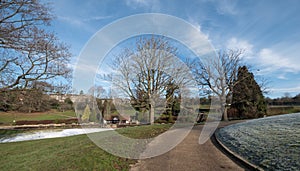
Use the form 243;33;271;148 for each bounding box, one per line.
222;105;228;121
149;100;155;124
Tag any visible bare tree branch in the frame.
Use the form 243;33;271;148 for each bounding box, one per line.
0;0;71;90
188;49;243;120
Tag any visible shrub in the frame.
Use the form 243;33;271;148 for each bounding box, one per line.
15;118;79;125
81;104;90;122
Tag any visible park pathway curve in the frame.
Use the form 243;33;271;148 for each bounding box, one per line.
130;121;247;171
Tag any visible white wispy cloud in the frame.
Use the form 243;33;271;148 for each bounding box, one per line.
270;85;300;93
125;0;148;6
180;19;214;57
225;37;300;75
188;19;202;32
226;37;254;57
58;16;84;27
58;16;95;33
277;74;288;80
125;0;160;11
216;0;239;15
57;15;112;33
223;37;300;98
257;48;299;74
83;15;112;22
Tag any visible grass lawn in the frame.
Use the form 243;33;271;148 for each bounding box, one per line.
0;110;76;125
0;124;172;171
267;106;300;116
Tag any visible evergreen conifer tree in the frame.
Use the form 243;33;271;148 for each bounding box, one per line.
231;66;266;119
82;104;91;122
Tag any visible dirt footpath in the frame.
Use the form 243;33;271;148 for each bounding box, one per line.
131;121;248;171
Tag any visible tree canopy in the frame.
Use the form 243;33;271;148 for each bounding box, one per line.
189;49;243;120
0;0;72;90
111;36;192;124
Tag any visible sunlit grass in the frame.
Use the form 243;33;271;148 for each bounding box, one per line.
0;124;171;171
267;106;300;116
0;110;76;125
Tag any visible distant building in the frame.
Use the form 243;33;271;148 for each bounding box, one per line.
49;94;80;102
104;114;131;124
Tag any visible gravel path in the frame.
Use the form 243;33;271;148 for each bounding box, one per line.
131;121;248;171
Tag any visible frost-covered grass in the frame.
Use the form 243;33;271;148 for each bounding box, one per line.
216;113;300;171
0;128;113;143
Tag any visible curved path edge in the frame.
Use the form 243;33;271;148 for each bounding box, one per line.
213;128;264;171
130;121;250;171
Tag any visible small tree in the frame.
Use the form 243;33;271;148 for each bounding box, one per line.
165;81;180;122
102;99;111;116
79;90;84;95
89;106;98;122
82;104;91;122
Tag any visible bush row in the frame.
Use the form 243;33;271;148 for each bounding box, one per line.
15;118;79;125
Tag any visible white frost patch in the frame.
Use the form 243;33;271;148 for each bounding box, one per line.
0;128;113;143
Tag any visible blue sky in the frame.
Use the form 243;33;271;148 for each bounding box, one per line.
45;0;300;98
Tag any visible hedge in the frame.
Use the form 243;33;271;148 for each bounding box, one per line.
15;118;79;125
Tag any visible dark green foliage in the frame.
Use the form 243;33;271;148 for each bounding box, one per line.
131;88;149;112
103;99;112;116
89;108;97;122
58;97;73;112
266;93;300;106
78;90;84;95
64;98;73;106
129;88;150;122
0;88;74;113
200;97;211;105
0;88;55;113
15;118;78;125
96;98;104;122
293;94;300;104
161;82;180;123
49;98;60;109
0;89;17;111
231;66;267;119
172;96;181;116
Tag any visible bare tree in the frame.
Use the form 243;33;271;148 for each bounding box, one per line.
88;85;106;98
0;0;72;90
256;76;270;95
110;36;192;124
189;49;243;121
